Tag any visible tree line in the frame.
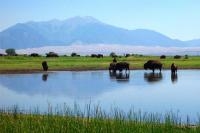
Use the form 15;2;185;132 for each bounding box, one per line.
1;48;189;59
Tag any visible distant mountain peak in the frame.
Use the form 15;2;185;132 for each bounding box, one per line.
0;16;198;49
23;16;101;26
64;16;101;24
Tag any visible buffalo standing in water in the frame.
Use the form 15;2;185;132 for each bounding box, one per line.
109;62;129;73
171;63;178;83
171;63;178;75
144;60;162;73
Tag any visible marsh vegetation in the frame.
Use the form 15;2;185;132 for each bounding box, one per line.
0;104;200;133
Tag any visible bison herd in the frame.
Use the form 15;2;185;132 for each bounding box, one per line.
108;59;178;81
109;59;177;74
41;58;178;82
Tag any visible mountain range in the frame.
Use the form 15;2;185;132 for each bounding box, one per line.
0;16;199;49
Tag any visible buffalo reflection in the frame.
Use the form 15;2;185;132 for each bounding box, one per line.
171;73;178;83
109;71;130;82
42;74;48;81
144;72;162;83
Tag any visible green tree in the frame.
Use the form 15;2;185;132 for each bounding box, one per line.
185;54;189;59
71;52;77;57
110;52;117;57
5;48;16;56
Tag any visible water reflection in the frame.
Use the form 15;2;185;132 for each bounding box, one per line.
42;74;48;81
144;72;162;83
109;72;130;82
0;71;121;98
171;73;178;83
1;70;200;122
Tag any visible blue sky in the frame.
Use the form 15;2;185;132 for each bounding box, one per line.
0;0;200;40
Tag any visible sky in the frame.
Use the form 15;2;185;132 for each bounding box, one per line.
0;0;200;41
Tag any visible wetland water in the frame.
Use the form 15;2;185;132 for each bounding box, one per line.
0;70;200;121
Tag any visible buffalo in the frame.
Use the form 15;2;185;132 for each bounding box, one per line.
171;63;178;75
42;61;48;71
109;62;129;73
144;60;162;73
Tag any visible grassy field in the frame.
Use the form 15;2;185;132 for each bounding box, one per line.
0;105;200;133
1;55;200;72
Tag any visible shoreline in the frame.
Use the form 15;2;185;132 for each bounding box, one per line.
0;68;200;74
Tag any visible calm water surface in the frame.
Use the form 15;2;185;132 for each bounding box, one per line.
0;70;200;121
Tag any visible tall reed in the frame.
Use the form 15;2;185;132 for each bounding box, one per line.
0;104;200;133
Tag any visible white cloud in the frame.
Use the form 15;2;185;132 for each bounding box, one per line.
1;44;200;55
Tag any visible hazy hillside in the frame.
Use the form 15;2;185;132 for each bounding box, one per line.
0;16;195;49
185;39;200;46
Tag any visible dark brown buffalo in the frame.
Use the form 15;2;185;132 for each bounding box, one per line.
42;61;48;71
109;62;129;72
144;60;162;73
171;63;178;74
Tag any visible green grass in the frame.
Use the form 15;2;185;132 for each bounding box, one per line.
0;104;200;133
1;55;200;71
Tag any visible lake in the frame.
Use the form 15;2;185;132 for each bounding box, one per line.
0;70;200;122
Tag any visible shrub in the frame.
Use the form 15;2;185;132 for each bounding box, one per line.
71;52;77;57
174;55;181;59
160;55;166;59
0;53;5;56
5;48;16;56
30;53;40;57
91;54;97;57
110;52;117;58
125;53;130;57
46;52;59;57
91;54;103;58
97;54;103;58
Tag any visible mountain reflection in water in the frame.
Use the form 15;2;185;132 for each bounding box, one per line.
1;70;200;122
